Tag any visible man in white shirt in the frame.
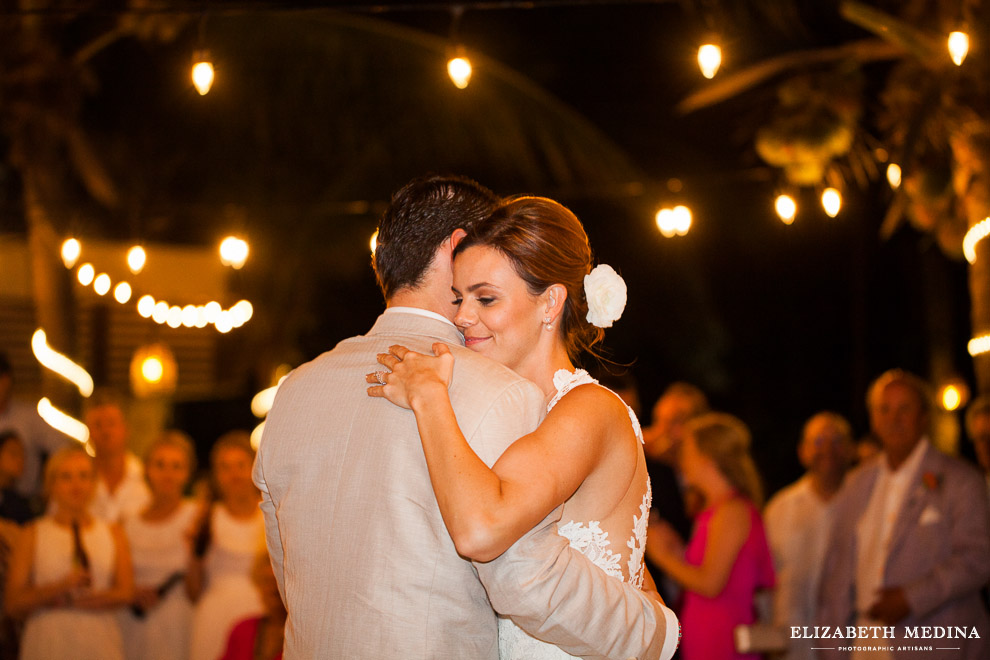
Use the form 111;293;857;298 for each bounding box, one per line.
765;411;854;660
818;370;990;659
84;389;150;523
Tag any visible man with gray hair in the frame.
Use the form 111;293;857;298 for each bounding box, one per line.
765;411;854;660
818;369;990;659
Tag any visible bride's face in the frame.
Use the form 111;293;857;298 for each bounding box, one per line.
452;245;546;372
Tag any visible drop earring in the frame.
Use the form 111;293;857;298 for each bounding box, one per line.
544;314;553;331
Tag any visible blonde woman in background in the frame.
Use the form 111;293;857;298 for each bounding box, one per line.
5;446;133;660
188;431;265;660
120;431;200;660
647;413;775;660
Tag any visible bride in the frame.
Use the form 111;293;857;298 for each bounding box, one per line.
368;196;678;660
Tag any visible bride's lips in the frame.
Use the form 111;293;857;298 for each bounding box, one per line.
463;335;490;349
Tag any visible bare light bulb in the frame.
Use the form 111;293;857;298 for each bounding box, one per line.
447;56;473;89
61;238;81;268
775;194;797;224
698;44;722;79
821;188;842;218
219;236;249;269
127;245;146;274
77;263;95;286
192;54;215;95
886;163;902;189
948;31;970;66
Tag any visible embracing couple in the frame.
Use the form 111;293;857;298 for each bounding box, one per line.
253;175;680;660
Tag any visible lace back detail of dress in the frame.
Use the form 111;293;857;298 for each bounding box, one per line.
546;369;651;588
498;369;653;660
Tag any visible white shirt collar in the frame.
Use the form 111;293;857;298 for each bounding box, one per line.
879;436;929;480
384;306;457;328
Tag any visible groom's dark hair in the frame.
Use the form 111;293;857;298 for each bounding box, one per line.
373;174;500;301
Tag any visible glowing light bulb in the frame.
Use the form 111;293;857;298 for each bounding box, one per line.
127;246;146;274
152;301;169;324
181;304;198;328
941;384;962;411
192;54;214;95
215;311;234;334
370;230;379;254
671;205;692;235
114;282;132;304
887;163;902;189
77;263;95;286
656;208;676;238
775;194;797;224
137;295;155;318
194;306;209;328
231;300;254;327
166;305;182;329
447;56;472;89
698;44;722;79
61;238;81;268
38;398;89;443
948;31;969;66
219;236;249;269
970;333;990;357
821;188;842;218
963;217;990;264
204;301;222;324
31;329;94;397
93;273;111;296
141;356;164;383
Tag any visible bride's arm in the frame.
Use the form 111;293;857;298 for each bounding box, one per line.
369;344;611;562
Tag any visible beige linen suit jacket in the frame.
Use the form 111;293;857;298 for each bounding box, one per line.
254;310;676;660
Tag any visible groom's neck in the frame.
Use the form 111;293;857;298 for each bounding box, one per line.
387;284;454;322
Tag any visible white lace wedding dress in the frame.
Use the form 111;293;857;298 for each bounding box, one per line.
498;368;652;660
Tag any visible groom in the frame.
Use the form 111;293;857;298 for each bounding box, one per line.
254;174;679;659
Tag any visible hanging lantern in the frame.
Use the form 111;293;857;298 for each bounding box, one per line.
130;343;178;398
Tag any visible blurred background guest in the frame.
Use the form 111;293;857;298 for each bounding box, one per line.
120;431;199;660
765;412;854;660
188;431;265;660
647;412;774;660
819;370;990;660
642;382;709;603
965;395;990;495
4;446;133;660
0;431;34;525
219;552;285;660
83;390;150;523
0;352;68;500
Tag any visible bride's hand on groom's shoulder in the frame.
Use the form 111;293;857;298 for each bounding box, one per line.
365;343;454;410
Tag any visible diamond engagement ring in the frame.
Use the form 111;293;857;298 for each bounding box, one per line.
375;371;387;386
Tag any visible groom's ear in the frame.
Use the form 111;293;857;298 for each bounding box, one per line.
449;228;468;251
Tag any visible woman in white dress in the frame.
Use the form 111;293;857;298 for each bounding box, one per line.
368;196;679;660
5;446;133;660
188;431;265;660
120;431;199;660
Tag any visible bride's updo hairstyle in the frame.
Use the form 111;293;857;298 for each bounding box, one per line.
455;196;604;359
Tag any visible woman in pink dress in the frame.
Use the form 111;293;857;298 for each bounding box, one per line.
648;413;774;660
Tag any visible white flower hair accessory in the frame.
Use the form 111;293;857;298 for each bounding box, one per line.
584;264;627;328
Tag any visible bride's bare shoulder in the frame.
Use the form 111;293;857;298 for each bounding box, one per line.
545;383;636;436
